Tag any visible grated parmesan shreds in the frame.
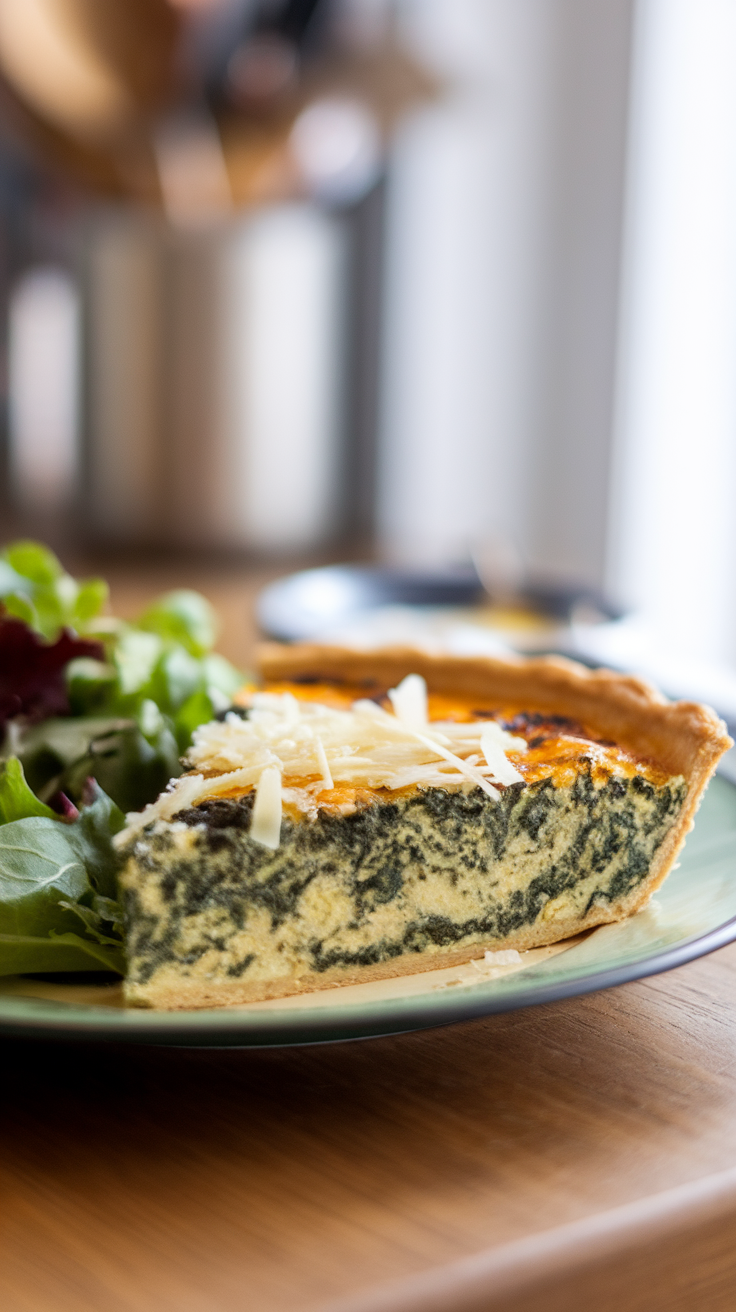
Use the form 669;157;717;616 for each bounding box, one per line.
249;764;283;849
114;674;527;850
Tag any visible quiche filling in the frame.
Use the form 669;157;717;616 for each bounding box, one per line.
117;674;690;1009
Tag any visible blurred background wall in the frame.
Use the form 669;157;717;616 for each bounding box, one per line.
377;0;633;590
1;0;736;670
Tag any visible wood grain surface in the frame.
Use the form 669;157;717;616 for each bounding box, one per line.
2;946;736;1312
1;561;736;1312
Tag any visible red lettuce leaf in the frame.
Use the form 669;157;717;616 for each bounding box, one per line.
0;618;104;731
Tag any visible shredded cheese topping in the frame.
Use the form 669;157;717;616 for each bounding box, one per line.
114;674;526;850
249;764;283;850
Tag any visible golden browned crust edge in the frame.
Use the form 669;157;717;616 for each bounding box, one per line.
258;642;732;780
125;645;731;1010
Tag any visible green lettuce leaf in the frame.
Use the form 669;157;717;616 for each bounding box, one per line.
0;780;125;976
66;657;119;716
15;714;182;816
66;779;125;899
0;757;57;823
173;690;218;753
1;539;246;756
138;589;218;657
0;541;108;641
0;932;123;975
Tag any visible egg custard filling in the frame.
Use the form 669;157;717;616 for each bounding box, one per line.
116;650;730;1010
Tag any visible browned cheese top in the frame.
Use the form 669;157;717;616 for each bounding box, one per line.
220;680;675;818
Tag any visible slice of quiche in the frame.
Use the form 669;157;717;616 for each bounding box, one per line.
116;646;731;1009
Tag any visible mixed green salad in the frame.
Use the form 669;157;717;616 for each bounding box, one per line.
0;540;246;977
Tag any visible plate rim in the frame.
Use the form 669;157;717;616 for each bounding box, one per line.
2;913;735;1048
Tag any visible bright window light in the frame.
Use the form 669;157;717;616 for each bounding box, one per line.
609;0;736;665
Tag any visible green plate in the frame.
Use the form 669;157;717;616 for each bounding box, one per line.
2;774;736;1048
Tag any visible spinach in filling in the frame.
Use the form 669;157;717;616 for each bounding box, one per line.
120;768;687;987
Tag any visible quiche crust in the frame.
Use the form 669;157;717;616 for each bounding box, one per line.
258;644;729;782
120;646;731;1010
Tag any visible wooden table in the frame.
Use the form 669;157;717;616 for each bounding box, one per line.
2;560;736;1312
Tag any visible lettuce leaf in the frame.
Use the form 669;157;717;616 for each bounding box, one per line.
138;589;218;657
0;932;123;975
15;714;182;816
0;757;57;823
1;539;246;756
0;540;108;641
0;777;125;976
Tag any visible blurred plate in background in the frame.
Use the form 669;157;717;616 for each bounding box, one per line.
256;563;623;656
